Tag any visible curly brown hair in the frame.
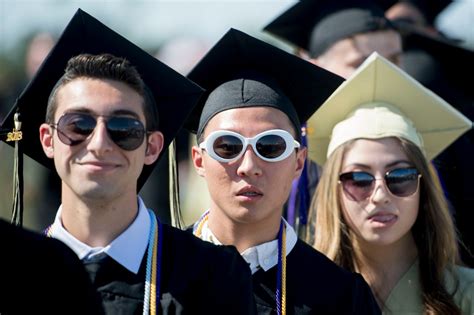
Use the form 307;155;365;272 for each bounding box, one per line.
45;53;159;131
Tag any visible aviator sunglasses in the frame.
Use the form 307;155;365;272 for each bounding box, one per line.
199;129;301;163
50;112;148;151
339;167;421;202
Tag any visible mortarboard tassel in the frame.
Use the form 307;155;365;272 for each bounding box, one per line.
168;138;184;229
298;160;310;226
286;123;310;233
287;178;298;227
298;124;310;227
8;112;24;227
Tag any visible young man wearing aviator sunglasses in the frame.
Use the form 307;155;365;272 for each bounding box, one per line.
1;10;256;314
185;28;381;314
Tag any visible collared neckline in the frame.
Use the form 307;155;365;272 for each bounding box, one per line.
199;217;297;274
49;196;150;274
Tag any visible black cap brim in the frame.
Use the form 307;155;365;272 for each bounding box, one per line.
263;0;392;56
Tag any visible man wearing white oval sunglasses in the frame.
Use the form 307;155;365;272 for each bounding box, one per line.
185;28;382;315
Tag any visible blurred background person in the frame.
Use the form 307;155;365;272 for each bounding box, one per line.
24;32;55;80
264;0;403;79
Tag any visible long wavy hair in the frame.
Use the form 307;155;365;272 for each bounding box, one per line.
307;137;461;315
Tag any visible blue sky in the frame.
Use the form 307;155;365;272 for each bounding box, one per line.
0;0;296;54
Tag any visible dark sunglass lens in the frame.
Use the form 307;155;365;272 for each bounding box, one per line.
256;135;287;159
107;117;145;151
213;135;243;159
386;168;419;197
57;113;96;145
340;172;374;201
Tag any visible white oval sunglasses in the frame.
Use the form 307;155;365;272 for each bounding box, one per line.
199;129;301;163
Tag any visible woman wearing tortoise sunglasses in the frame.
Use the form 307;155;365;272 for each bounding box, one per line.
306;53;473;315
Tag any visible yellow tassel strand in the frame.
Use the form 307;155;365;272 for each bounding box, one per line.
150;222;159;315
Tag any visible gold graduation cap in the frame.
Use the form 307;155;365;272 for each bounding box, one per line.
307;52;472;165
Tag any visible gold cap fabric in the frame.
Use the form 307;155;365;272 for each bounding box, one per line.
307;52;472;165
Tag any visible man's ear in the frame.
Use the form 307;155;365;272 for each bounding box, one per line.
294;147;307;180
39;123;55;159
191;145;206;178
144;131;164;165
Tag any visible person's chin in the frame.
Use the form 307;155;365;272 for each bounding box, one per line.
363;231;399;246
231;204;271;224
76;182;117;200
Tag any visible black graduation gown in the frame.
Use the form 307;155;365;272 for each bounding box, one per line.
85;223;256;315
0;219;103;315
252;240;381;315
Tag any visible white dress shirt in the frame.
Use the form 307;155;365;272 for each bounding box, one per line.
49;196;151;274
198;217;297;274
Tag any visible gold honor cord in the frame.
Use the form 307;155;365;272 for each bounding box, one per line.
193;211;286;314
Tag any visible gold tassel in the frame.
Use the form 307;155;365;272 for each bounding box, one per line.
7;112;23;227
168;139;184;229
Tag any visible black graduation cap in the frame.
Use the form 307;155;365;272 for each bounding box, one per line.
185;28;344;138
393;22;474;120
0;9;203;225
381;0;452;25
263;0;393;57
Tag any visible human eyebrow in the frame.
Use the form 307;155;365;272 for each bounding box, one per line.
109;109;141;119
62;107;93;114
341;163;371;172
386;159;413;169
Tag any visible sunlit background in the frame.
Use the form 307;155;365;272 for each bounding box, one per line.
0;0;472;231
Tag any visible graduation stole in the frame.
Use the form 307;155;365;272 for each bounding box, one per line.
193;211;287;315
45;209;163;315
144;210;163;315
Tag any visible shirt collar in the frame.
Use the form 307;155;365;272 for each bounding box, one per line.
199;217;297;274
49;196;150;274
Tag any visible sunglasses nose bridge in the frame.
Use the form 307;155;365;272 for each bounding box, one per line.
246;137;260;156
86;118;115;151
236;144;263;177
242;142;259;159
91;118;109;137
369;177;392;202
